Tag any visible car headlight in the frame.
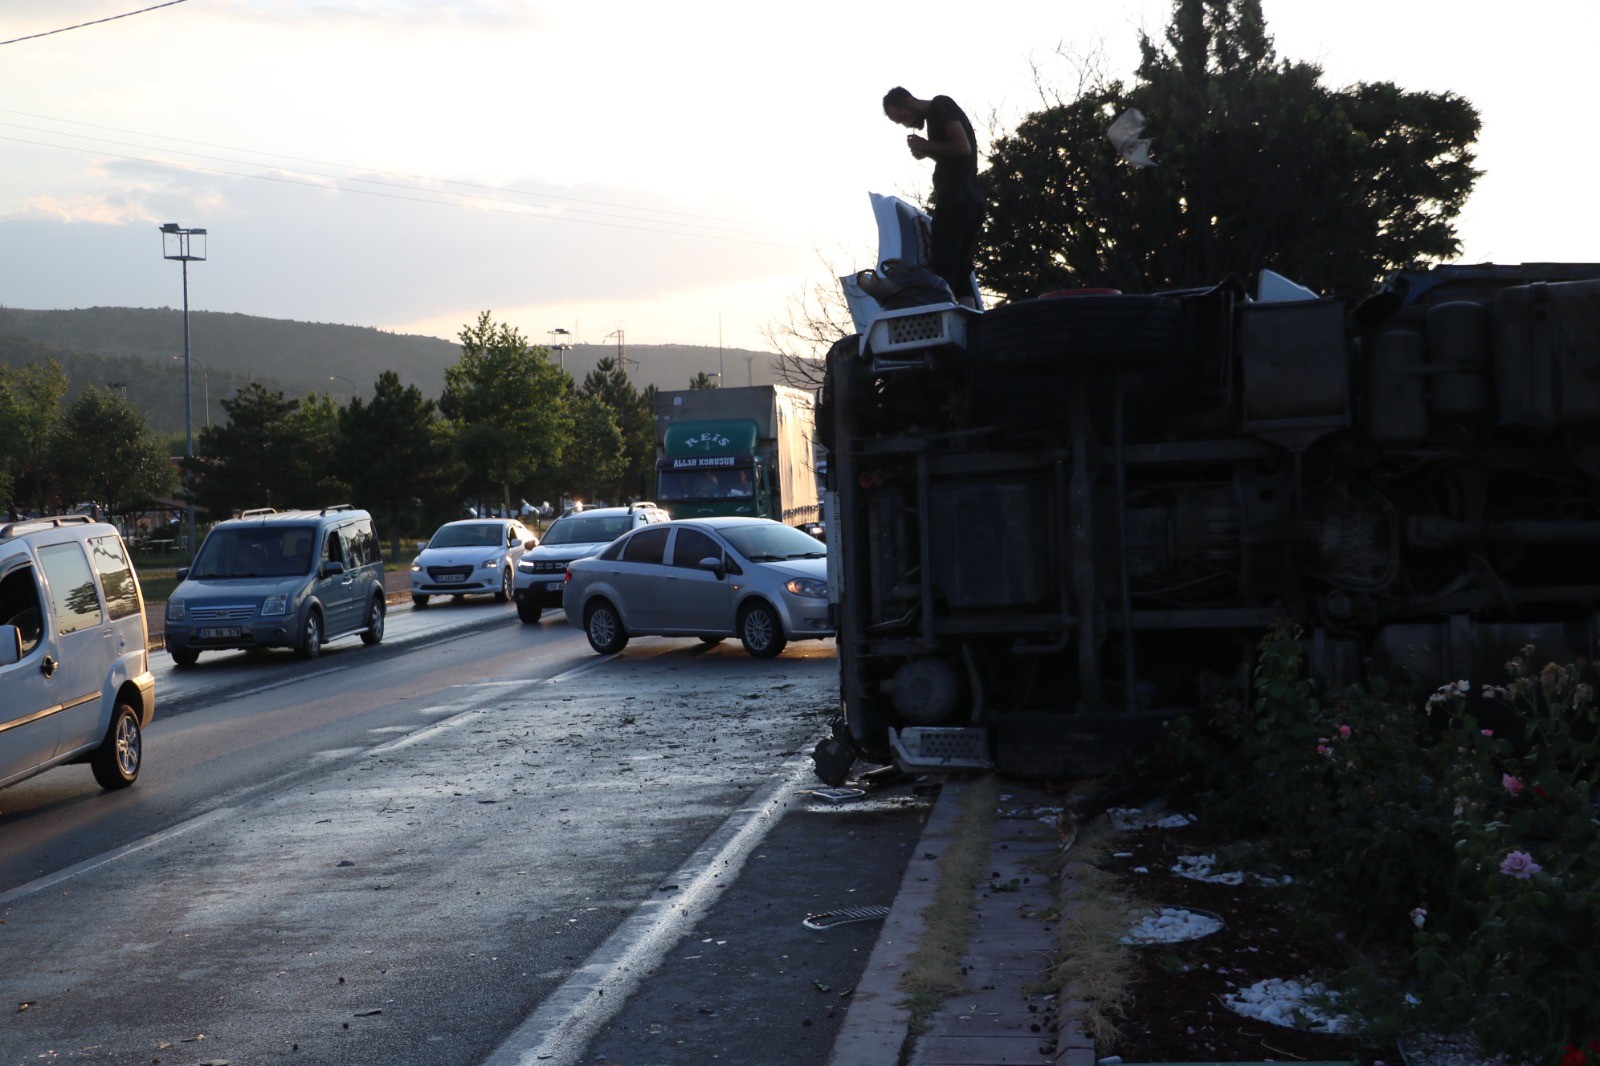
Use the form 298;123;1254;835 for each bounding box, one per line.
517;559;537;572
410;562;422;572
261;593;288;617
785;577;828;598
166;598;185;621
479;556;501;570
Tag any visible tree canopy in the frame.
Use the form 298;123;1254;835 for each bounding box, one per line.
49;387;176;516
440;312;572;514
979;0;1481;300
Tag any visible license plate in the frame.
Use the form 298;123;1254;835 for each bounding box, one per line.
438;573;467;583
545;580;565;592
199;626;243;639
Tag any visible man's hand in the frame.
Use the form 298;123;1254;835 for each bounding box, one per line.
906;133;930;159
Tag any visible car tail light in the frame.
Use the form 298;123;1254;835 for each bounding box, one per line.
564;566;572;582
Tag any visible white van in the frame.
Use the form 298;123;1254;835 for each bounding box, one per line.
0;515;155;790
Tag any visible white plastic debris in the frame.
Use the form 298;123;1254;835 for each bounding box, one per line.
1224;977;1347;1033
1108;807;1196;831
1120;906;1224;944
1107;108;1156;168
1172;853;1291;886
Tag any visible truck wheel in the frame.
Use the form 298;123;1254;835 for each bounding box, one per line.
738;601;787;658
584;600;629;654
91;701;142;789
981;295;1184;370
993;708;1173;779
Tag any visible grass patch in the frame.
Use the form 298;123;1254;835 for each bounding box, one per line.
1051;817;1143;1047
898;775;997;1033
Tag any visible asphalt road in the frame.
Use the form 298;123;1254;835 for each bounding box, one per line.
0;601;915;1066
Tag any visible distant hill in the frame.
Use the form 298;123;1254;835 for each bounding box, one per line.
0;306;784;437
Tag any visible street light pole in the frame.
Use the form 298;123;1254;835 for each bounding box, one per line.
161;222;207;562
329;375;357;396
547;327;571;372
169;354;210;427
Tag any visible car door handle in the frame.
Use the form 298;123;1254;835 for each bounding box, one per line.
41;654;57;678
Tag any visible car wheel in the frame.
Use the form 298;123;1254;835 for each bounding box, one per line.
169;648;199;667
360;596;385;645
738;600;787;658
296;610;323;660
698;636;725;646
91;701;142;790
584;600;629;655
412;594;429;609
496;567;513;603
517;595;543;624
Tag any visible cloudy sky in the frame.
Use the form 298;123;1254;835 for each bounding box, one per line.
2;1;1595;354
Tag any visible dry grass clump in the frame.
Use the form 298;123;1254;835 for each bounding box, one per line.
1051;815;1145;1047
898;775;997;1031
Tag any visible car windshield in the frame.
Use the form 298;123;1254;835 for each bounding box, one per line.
429;523;505;548
190;526;316;579
720;524;826;562
543;515;632;546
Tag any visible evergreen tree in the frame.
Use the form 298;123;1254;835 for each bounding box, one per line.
440;312;571;515
339;370;461;555
0;360;68;516
979;0;1480;300
194;383;301;518
578;356;655;502
49;387;176;519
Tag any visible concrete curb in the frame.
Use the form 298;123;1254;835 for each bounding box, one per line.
827;778;971;1066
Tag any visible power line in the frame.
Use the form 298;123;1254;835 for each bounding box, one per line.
1;0;189;46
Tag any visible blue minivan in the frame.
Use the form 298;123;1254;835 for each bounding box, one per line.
164;505;386;665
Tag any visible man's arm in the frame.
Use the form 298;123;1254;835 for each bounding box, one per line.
907;119;972;160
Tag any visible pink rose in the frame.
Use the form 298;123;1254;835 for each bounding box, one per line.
1499;851;1542;879
1502;774;1524;796
1338;725;1352;738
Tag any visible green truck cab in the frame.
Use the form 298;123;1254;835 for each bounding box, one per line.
653;385;821;529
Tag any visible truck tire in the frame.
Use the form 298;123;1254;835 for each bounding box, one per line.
981;295;1184;371
993;708;1173;780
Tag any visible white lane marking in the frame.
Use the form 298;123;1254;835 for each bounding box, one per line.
228;666;352;700
0;806;237;905
481;750;820;1066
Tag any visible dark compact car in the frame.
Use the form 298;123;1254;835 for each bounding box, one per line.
562;516;831;658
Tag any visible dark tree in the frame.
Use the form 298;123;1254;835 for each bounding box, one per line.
979;0;1480;300
194;383;301;518
49;387;176;519
339;371;461;555
440;313;572;515
557;393;627;505
688;371;719;390
578;356;655;502
0;360;67;516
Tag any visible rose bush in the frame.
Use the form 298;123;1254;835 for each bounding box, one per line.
1161;627;1600;1063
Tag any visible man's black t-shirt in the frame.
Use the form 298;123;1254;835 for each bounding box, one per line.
927;95;981;206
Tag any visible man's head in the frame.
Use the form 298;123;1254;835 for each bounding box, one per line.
882;86;923;129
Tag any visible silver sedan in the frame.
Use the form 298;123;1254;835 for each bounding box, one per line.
562;517;832;657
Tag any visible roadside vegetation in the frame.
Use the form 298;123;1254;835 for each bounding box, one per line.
1151;624;1600;1063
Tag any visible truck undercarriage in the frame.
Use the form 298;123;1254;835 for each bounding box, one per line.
819;265;1600;780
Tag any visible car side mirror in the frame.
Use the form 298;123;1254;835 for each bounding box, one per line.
0;624;20;666
524;539;538;549
416;541;428;552
323;560;346;577
698;556;726;579
176;567;190;581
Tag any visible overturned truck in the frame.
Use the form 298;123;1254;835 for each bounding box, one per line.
817;263;1600;781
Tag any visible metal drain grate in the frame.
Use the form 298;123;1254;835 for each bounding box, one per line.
802;905;891;930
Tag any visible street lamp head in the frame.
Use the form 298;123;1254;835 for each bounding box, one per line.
159;222;180;233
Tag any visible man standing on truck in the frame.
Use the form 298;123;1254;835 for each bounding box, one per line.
882;86;984;307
